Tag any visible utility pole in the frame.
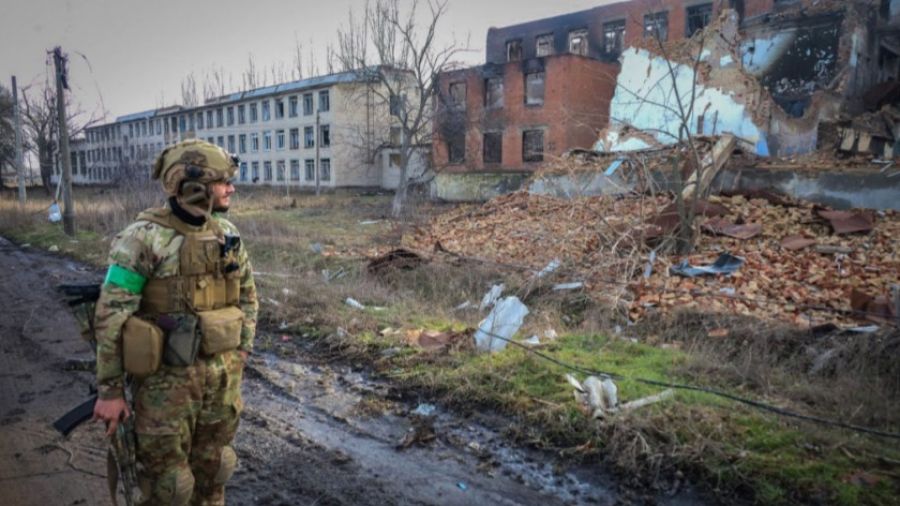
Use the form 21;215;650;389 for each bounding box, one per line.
314;110;321;196
53;46;75;236
11;76;26;207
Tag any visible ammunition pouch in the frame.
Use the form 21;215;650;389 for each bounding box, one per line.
161;313;200;367
198;306;243;356
122;316;163;378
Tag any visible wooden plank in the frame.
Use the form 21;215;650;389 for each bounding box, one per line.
682;134;736;200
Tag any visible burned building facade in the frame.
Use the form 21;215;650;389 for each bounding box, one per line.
434;0;900;193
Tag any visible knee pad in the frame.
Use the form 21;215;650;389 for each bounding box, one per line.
214;446;237;485
153;466;194;506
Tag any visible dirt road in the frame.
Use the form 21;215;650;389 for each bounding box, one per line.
0;236;638;505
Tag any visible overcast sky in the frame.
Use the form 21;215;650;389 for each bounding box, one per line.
1;0;607;125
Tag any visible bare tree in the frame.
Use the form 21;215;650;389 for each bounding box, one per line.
334;0;465;217
292;37;304;81
20;80;99;194
180;72;200;107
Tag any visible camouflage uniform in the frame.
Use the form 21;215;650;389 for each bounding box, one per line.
95;140;258;506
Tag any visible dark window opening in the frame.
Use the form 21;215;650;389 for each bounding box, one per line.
507;39;523;61
448;134;465;164
483;132;502;164
603;20;625;57
448;82;467;109
525;72;545;106
522;130;544;162
536;34;554;57
485;77;504;109
686;4;713;37
568;29;589;56
644;12;669;42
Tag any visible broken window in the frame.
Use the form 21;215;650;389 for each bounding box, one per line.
448;82;467;109
686;3;712;37
536;34;554;57
483;132;502;164
644;12;669;42
524;72;545;106
389;153;401;168
507;39;523;61
289;128;299;149
320;158;331;181
389;94;402;116
389;126;402;146
251;161;259;181
603;20;625;57
305;159;315;181
264;161;272;181
319;90;330;112
447;134;465;164
303;93;314;115
522;129;544;162
276;129;285;150
249;104;257;123
275;99;284;119
289;96;298;117
568;29;589;56
304;126;315;148
290;159;300;181
227;106;234;126
485;77;504;109
276;160;285;181
261;100;271;121
320;125;331;147
237;104;245;124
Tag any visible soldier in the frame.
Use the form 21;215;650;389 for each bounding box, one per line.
92;139;258;505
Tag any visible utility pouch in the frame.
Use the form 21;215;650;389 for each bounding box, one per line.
161;314;200;367
122;316;163;378
197;306;243;355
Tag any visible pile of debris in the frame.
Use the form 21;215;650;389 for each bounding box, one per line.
405;190;899;328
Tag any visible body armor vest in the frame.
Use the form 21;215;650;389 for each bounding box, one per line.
135;207;241;316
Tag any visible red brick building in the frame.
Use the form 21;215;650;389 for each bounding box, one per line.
434;0;900;176
433;55;617;173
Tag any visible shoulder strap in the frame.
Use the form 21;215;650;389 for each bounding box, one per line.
136;207;208;236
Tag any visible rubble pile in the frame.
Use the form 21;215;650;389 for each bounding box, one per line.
406;191;900;327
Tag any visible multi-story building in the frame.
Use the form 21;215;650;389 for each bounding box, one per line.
54;68;418;190
434;0;900;198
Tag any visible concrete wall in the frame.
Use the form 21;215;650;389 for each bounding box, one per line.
431;172;528;202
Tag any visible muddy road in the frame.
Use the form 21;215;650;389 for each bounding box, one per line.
0;236;704;505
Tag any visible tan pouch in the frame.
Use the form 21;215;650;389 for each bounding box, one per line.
198;306;243;355
122;316;163;377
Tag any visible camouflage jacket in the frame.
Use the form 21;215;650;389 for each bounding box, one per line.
94;207;258;400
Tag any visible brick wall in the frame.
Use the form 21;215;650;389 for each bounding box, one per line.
434;55;618;173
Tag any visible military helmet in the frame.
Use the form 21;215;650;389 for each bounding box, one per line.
152;139;238;205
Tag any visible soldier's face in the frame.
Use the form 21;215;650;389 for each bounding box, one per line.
210;180;235;212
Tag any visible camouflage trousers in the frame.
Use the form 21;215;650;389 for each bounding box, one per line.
132;350;244;506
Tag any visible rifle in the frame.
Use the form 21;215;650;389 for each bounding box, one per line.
54;282;140;505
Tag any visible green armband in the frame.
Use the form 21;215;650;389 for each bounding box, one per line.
104;264;147;294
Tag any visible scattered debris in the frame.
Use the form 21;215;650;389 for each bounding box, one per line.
345;297;366;310
359;220;381;225
702;218;762;240
474;297;529;353
411;403;436;417
522;335;541;347
682;135;737;200
48;245;60;253
367;248;427;275
620;389;675;412
479;284;505;311
48;203;61;223
457;482;468;491
552;282;584;291
567;374;618;419
780;235;817;251
309;242;323;254
670;253;744;278
454;301;472;311
535;258;561;278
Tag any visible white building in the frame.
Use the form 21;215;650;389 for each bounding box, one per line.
54;68;426;190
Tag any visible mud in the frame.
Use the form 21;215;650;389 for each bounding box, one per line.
0;236;706;505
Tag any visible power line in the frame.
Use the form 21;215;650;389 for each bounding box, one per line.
476;327;900;440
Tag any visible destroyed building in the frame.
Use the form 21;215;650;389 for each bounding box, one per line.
433;0;900;201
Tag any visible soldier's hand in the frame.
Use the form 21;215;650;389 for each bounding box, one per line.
92;397;131;437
